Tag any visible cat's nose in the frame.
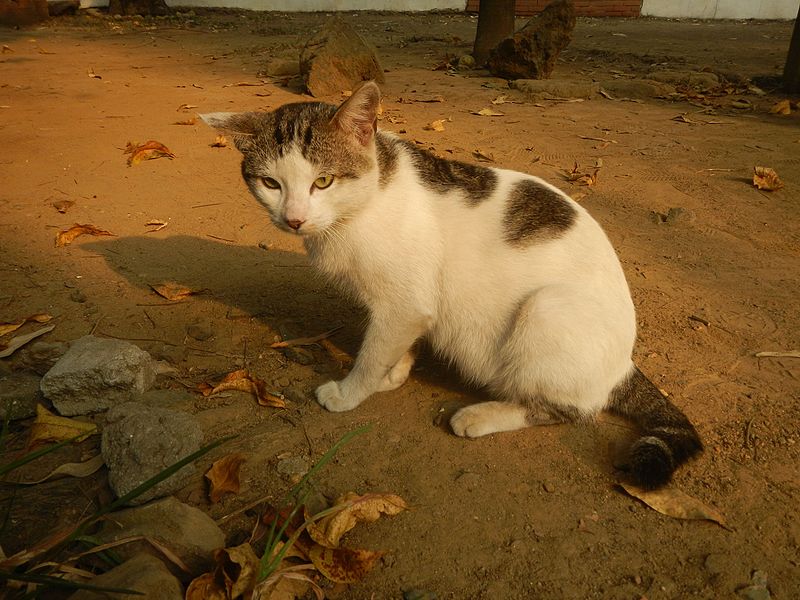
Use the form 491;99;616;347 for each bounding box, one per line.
286;219;305;230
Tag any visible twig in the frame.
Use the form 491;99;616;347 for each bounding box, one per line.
95;330;178;346
90;314;104;335
270;326;342;349
207;234;235;243
755;350;800;359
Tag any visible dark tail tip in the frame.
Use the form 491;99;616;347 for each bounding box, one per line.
625;431;704;490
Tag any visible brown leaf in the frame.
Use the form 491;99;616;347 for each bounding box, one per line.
769;99;792;115
0;324;55;358
205;453;247;503
307;546;382;584
0;313;52;337
29;404;97;446
174;117;197;125
124;140;175;166
145;219;168;232
307;492;408;549
564;161;599;186
200;369;286;408
620;483;729;529
55;224;114;247
753;166;784;191
149;282;198;301
217;543;260;598
52;199;75;213
320;339;353;368
185;572;227;600
211;135;229;148
87;68;101;79
270;327;342;349
472;107;505;117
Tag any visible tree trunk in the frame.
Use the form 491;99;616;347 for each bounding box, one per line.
472;0;516;66
108;0;169;16
783;5;800;92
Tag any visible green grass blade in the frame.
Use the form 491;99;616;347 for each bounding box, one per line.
0;569;144;594
0;434;84;479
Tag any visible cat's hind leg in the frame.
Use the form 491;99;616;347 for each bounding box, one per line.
376;350;415;393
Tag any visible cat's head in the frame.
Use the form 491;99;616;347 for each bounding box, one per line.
201;81;381;236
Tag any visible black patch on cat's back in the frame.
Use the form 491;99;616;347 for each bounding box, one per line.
503;179;577;246
401;141;497;205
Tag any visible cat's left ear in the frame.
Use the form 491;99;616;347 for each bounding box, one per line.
331;81;380;146
199;112;262;153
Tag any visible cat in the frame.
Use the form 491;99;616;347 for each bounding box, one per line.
201;81;702;489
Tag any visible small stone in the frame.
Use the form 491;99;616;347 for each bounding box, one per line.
96;497;224;574
0;372;42;421
277;455;309;482
186;322;214;341
704;552;726;576
300;16;384;97
68;553;182;600
738;570;771;600
275;376;291;388
264;57;300;77
69;288;87;303
457;54;475;70
543;481;556;493
40;336;157;416
101;402;203;504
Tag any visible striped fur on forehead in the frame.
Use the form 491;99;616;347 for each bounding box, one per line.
241;101;373;179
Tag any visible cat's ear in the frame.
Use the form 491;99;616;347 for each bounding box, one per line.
330;81;380;146
199;112;261;153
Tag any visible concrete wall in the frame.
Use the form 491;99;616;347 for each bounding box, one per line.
641;0;799;19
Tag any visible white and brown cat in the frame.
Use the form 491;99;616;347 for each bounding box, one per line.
202;81;702;489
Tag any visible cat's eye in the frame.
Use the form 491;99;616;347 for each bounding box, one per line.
313;174;334;190
261;177;280;190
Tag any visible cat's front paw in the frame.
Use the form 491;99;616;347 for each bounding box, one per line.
316;380;361;412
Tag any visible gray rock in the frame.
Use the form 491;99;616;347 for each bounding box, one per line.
648;69;720;89
738;570;771;600
300;17;385;97
40;336;157;416
101;402;203;505
0;372;41;420
264;57;300;77
186;321;214;341
277;455;309;482
17;340;69;375
487;0;576;80
599;79;676;100
96;497;224;575
513;78;599;99
68;553;182;600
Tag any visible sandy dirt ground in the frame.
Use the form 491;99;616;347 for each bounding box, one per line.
1;9;799;599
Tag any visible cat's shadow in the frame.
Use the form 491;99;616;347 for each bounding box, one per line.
85;234;622;481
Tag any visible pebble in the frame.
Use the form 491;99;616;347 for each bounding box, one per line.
277;455;309;482
186;322;214;341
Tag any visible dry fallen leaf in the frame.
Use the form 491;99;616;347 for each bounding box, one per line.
1;45;13;54
124;140;175;166
18;454;104;486
87;68;101;79
472;107;505;117
211;135;228;148
320;338;353;369
620;483;729;529
52;199;75;213
205;453;247;503
0;324;55;358
185;572;226;600
29;404;98;446
149;283;198;301
55;224;114;247
186;543;260;600
770;99;791;115
564;161;600;186
423;119;447;132
307;492;408;549
0;313;52;337
200;369;286;408
752;166;784;191
308;546;383;584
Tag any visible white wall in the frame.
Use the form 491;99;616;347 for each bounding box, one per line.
642;0;799;19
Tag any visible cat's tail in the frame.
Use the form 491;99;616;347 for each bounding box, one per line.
607;365;702;489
